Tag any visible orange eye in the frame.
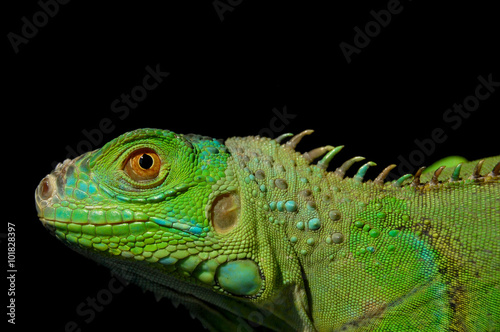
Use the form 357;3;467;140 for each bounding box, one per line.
124;149;161;182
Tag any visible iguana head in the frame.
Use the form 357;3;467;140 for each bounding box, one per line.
35;129;335;330
35;128;309;330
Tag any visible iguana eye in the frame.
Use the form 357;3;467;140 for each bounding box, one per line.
124;149;161;181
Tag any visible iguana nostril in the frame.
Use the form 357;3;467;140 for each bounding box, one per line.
39;177;53;200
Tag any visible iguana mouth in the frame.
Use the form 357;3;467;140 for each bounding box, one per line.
35;154;206;236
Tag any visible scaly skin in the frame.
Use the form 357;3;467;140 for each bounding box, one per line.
35;128;500;331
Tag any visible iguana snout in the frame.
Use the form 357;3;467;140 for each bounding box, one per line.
35;155;87;226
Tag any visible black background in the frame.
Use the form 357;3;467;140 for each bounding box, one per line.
5;0;499;331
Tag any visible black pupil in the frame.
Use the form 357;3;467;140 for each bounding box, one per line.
139;154;154;169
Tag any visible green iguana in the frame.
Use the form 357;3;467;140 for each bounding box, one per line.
35;128;500;331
